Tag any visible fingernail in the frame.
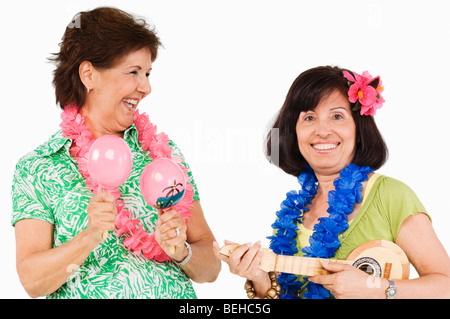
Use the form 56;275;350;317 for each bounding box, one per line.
245;242;252;247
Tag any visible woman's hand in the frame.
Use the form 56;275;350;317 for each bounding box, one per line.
213;240;265;282
155;208;188;262
308;260;387;299
213;240;271;297
86;190;117;244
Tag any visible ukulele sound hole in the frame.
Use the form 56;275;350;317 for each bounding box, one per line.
358;264;375;275
352;257;382;277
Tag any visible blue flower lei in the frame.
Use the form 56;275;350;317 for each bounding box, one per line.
267;163;373;299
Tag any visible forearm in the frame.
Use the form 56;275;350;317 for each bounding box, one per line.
353;274;450;299
179;239;221;283
395;274;450;299
17;229;98;298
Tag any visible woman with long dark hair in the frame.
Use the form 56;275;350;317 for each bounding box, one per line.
215;66;450;299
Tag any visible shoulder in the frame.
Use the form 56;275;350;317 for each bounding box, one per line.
14;130;71;177
169;139;183;157
372;173;428;223
374;174;419;199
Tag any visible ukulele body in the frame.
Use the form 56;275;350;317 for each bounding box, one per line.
344;240;409;279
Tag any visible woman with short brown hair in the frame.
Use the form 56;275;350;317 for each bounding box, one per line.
12;7;220;299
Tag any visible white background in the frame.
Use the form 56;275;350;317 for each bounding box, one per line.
1;0;449;299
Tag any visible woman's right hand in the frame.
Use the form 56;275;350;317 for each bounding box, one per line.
213;240;271;296
85;190;117;244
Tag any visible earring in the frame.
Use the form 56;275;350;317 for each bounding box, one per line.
87;87;90;93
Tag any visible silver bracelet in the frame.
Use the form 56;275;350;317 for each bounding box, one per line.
174;242;192;266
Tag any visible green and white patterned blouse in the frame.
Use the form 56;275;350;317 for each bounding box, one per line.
11;124;200;299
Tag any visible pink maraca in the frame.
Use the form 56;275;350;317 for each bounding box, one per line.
140;158;186;209
140;158;186;255
87;135;132;240
88;135;132;189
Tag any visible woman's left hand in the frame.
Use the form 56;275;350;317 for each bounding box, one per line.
154;208;188;262
308;260;385;299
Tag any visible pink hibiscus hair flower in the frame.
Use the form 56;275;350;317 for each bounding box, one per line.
343;70;385;116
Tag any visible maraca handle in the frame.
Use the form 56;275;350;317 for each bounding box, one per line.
96;185;111;241
169;246;176;254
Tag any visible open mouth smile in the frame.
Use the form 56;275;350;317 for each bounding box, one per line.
123;98;139;111
311;142;340;153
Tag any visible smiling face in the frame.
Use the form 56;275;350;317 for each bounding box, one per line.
296;90;357;176
80;47;153;137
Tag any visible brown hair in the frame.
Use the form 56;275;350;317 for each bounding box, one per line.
265;65;388;177
49;7;161;109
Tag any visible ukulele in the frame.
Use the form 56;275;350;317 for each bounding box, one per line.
220;240;410;279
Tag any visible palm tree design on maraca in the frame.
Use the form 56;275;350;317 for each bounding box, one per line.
156;179;186;209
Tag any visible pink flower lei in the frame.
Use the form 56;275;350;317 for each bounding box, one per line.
60;105;194;262
343;70;385;116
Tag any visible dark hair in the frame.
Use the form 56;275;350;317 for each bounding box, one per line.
265;65;388;177
49;7;161;109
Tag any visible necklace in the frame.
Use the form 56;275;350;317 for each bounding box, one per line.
268;164;373;299
60;105;194;262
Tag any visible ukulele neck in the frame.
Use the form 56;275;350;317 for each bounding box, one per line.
260;248;351;276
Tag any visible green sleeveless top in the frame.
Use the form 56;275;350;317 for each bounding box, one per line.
293;173;429;298
11;125;200;299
